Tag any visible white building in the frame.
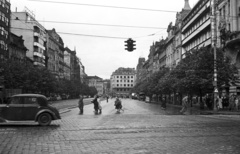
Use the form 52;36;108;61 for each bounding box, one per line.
110;67;136;97
11;8;47;67
181;0;212;57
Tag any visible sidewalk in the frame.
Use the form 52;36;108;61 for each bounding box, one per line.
147;100;240;115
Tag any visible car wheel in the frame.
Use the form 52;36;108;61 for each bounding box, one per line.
38;113;52;126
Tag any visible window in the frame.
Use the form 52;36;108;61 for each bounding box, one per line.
23;97;38;105
10;97;22;104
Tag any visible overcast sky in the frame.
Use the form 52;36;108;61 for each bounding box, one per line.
10;0;199;79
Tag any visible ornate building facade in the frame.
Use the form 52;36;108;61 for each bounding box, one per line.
87;76;104;95
46;28;64;79
8;33;28;62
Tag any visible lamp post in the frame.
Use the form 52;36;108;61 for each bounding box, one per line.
212;0;218;111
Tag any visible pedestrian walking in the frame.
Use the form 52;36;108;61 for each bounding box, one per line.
115;96;123;112
78;94;84;114
97;95;103;114
180;96;188;113
92;95;100;114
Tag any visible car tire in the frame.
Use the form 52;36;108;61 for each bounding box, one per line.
38;113;52;126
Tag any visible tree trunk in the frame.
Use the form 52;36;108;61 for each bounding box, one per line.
199;88;204;110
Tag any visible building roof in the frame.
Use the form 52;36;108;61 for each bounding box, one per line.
87;75;102;80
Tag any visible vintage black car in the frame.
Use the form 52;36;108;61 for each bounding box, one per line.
0;94;61;126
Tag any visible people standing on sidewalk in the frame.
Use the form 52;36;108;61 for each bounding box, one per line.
161;97;166;110
235;95;239;111
78;94;84;114
92;95;100;114
180;96;188;113
205;94;212;110
222;95;229;109
217;95;223;110
229;94;235;111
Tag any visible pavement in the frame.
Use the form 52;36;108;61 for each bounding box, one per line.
51;98;240;115
0;98;240;154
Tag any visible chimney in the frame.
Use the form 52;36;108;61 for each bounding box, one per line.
183;0;191;10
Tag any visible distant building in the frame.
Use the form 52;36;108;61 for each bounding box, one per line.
11;7;47;67
136;57;145;83
63;47;72;80
87;76;103;95
79;60;87;84
103;79;110;95
110;67;136;97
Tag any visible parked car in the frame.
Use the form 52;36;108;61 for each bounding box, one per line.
0;94;61;126
131;93;138;100
139;92;146;101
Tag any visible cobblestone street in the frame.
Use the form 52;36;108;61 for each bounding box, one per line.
1;99;240;154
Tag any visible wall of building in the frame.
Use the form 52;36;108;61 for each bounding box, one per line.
110;68;136;97
11;11;47;67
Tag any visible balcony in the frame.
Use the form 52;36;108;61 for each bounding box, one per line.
33;51;46;60
225;31;240;49
33;42;45;50
34;32;40;37
33;61;45;67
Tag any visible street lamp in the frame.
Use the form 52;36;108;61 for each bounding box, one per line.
212;0;218;111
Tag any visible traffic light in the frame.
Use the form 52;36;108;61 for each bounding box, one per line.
124;38;136;52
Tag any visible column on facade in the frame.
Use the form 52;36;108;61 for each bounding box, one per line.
231;0;238;31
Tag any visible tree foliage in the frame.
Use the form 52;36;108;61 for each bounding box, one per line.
133;47;238;97
1;59;94;98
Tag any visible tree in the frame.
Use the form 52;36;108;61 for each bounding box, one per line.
169;47;237;108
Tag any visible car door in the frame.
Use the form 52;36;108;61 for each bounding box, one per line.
0;103;8;121
22;97;39;120
2;97;24;121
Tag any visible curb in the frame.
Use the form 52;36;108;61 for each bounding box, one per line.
146;101;240;115
59;109;71;114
